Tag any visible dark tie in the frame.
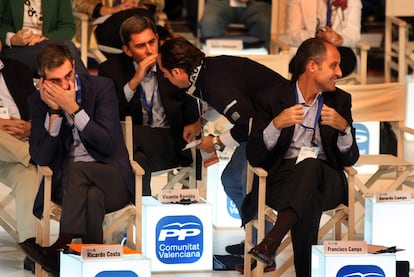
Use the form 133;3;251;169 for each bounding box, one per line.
113;0;121;7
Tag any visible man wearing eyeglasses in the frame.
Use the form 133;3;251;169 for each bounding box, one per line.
25;43;134;275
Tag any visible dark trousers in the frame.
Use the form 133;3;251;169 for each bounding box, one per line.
133;126;192;196
60;161;130;243
266;158;346;277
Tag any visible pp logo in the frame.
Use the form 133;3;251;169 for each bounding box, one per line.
95;271;138;277
354;123;369;154
336;265;385;277
227;197;240;219
156;215;203;264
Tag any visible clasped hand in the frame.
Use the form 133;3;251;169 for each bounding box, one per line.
316;26;343;46
39;78;78;113
273;104;347;132
12;29;47;46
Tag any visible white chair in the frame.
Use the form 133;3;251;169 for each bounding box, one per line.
197;0;281;52
384;0;414;83
271;0;370;84
337;82;414;227
0;184;18;241
34;116;145;277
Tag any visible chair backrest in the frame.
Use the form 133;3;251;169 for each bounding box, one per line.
338;82;407;157
386;0;414;16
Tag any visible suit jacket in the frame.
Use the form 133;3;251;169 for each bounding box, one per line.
29;74;134;218
0;58;36;120
98;53;199;156
194;55;288;143
247;83;359;172
287;0;361;57
0;0;75;43
242;83;360;224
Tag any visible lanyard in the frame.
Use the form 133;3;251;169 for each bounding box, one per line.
138;84;155;126
295;87;324;147
75;73;82;107
326;0;332;27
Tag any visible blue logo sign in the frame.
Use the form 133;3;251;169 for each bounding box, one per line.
95;271;138;277
354;123;370;154
336;265;385;277
156;215;203;264
227;197;240;219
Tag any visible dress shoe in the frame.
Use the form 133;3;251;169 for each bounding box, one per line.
248;238;278;265
23;256;35;274
225;241;245;256
18;238;59;276
235;259;276;274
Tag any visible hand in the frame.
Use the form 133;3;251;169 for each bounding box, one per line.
129;53;158;91
272;104;304;129
320;104;348;132
0;117;31;140
39;77;60;110
197;135;215;153
40;78;79;113
183;120;202;143
27;34;48;46
111;0;138;13
316;27;343;46
11;29;33;46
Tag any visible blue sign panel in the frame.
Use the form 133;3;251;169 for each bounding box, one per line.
336;265;386;277
156;215;203;264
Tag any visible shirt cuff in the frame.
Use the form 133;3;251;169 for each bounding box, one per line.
124;83;135;102
71;109;90;131
219;130;239;148
337;132;353;152
45;114;62;137
263;121;281;150
5;32;15;47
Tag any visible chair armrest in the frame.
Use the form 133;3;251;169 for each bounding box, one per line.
344;166;357;176
37;165;53;177
356;41;371;51
130;160;145;176
401;125;414;136
387;16;409;27
72;11;89;22
271;35;290;54
250;166;268;178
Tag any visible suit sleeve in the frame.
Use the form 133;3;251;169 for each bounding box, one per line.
43;0;76;40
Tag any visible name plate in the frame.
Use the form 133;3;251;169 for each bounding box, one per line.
324;240;367;255
206;39;243;51
158;188;199;204
81;245;123;261
375;191;412;203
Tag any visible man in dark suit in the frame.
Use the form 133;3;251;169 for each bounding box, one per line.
27;43;134;275
157;37;288;270
246;38;360;276
99;15;199;196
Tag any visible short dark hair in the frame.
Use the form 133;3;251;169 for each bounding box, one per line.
158;37;205;75
119;14;157;46
36;43;73;77
292;38;328;81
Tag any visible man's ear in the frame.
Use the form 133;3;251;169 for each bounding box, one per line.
122;45;132;57
307;60;317;73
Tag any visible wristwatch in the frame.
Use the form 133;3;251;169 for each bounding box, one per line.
69;107;82;120
212;136;225;152
339;126;351;136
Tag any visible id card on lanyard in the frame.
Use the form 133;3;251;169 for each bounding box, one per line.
295;87;324;164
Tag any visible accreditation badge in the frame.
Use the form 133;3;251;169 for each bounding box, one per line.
296;146;319;164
